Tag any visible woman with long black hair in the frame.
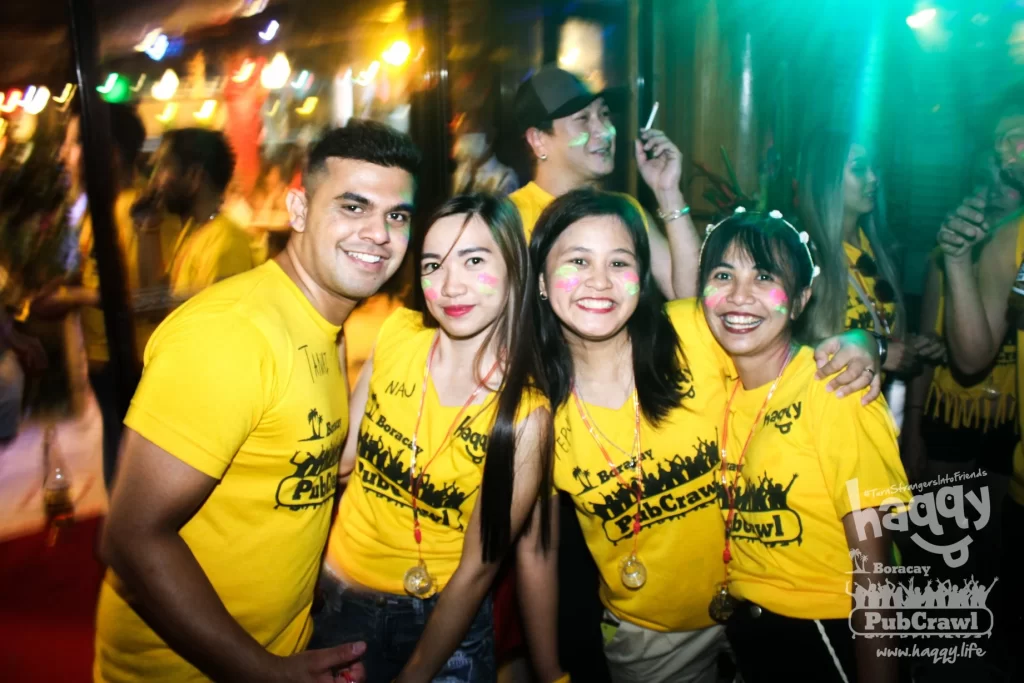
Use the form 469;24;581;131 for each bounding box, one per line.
521;189;882;683
312;194;560;683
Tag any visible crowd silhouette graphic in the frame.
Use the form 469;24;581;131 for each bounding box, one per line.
586;437;719;522
849;575;997;610
357;428;471;513
717;472;798;512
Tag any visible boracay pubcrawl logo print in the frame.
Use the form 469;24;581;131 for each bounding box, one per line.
847;550;996;639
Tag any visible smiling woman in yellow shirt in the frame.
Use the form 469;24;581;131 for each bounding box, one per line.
521;190;884;683
698;209;910;683
315;194;560;683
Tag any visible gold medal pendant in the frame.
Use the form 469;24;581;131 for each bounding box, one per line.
708;584;737;623
403;560;435;598
620;554;647;589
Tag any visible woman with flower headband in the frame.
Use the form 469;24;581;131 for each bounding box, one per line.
312;194;562;683
796;130;945;414
699;208;910;682
521;189;883;683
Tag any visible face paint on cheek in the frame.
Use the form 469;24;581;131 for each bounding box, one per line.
477;272;499;296
421;278;439;302
702;284;726;310
766;287;789;315
602;123;616;141
621;271;640;296
568;132;590;148
554;264;581;292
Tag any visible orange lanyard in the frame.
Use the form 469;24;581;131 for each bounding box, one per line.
719;346;794;566
407;333;498;557
572;386;643;553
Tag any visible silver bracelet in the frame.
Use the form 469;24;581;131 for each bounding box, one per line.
658;205;691;222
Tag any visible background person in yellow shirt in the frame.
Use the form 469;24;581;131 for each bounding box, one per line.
94;121;420;682
699;210;909;683
510;66;701;301
135;128;255;300
521;190;882;683
315;194;559;683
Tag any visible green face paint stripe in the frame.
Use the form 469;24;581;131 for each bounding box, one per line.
568;132;589;147
556;264;579;276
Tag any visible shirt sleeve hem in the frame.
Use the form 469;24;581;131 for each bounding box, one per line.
124;404;233;479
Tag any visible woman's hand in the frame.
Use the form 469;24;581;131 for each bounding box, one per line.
813;329;882;404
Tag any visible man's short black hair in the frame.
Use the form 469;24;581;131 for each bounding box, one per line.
163;128;236;194
108;103;146;172
304;119;421;190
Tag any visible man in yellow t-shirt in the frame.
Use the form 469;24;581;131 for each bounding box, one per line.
139;128;255;300
94;120;420;682
510;66;701;300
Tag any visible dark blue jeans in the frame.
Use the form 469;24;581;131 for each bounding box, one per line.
309;576;496;683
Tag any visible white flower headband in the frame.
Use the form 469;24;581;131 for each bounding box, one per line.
698;206;821;282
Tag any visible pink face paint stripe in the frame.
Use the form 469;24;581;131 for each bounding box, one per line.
555;264;581;292
702;284;726;310
422;277;439;301
767;287;789;314
477;273;499;286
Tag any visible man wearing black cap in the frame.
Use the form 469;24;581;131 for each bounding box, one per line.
512;66;704;683
510;65;700;299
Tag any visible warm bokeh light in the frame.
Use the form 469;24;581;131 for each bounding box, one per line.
151;69;179;101
156;102;178;123
382;40;411;66
296;96;318;116
260;52;291;90
355;61;380;86
0;91;22;113
52;83;74;104
233;59;256;83
194;100;217;121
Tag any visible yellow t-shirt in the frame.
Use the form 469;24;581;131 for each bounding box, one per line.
94;260;347;682
844;231;898;336
552;298;730;632
168;214;254;299
78;188;181;363
928;268;1016;431
509;181;650;241
1012;218;1024;506
327;308;548;594
721;346;911;620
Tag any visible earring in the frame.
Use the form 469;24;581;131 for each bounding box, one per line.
539;154;548;161
540;292;548;301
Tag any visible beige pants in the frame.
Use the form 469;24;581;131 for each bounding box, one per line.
603;611;727;683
